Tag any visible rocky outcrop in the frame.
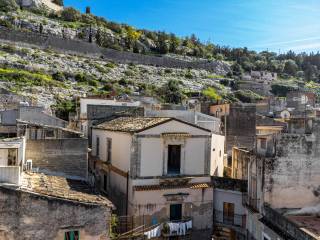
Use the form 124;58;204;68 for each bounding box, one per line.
16;0;63;11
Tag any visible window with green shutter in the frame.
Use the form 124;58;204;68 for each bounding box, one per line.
64;230;80;240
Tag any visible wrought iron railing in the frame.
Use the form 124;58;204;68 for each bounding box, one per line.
242;193;260;212
213;210;246;228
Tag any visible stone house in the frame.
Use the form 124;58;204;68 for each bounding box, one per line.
0;139;113;240
91;117;225;238
0;172;114;240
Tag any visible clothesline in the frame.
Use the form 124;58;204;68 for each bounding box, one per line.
144;220;192;239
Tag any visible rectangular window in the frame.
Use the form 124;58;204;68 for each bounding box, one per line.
260;139;267;149
167;145;181;174
223;202;235;225
45;129;55;138
64;230;80;240
96;136;100;157
7;148;17;166
170;204;182;221
106;138;112;163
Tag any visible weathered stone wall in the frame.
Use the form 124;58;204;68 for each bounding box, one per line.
226;104;256;153
0;186;111;240
0;27;230;72
25;139;88;179
264;120;320;208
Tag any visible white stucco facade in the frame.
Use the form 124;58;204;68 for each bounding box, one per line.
91;118;225;233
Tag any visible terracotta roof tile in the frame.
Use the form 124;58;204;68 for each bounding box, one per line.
94;117;171;133
21;173;113;207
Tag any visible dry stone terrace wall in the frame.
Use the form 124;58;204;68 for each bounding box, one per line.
0;186;111;240
0;27;229;73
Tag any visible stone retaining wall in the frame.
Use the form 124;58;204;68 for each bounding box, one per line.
0;27;230;73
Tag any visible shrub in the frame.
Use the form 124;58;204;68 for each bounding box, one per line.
88;79;99;87
0;18;13;28
0;0;19;12
75;72;89;83
102;83;113;91
52;71;66;82
61;7;81;22
0;68;64;89
185;71;193;79
202;87;221;101
105;62;116;69
52;0;64;6
118;78;128;86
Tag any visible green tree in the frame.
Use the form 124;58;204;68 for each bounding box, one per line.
304;64;318;81
157;32;169;54
162;79;183;104
283;59;298;76
0;0;19;12
231;63;243;75
61;7;81;22
169;33;180;53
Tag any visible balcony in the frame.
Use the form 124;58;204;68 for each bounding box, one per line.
0;166;21;185
112;216;192;239
213;210;246;229
242;194;260;212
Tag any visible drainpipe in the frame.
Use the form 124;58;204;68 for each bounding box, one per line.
126;171;129;216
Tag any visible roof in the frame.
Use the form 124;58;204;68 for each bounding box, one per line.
287;215;320;239
17;119;83;135
93;117;211;133
21;172;113;207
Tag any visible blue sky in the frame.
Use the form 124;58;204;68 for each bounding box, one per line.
64;0;320;53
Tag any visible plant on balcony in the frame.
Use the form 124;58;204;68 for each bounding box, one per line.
161;223;170;235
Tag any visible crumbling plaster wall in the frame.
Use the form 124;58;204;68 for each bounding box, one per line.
264;122;320;208
130;187;213;230
0;187;111;240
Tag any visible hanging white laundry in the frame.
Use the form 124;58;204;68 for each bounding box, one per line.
144;225;162;239
186;220;192;230
168;222;180;235
178;222;186;235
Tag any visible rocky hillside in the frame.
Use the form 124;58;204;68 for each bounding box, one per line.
0;1;272;112
0;41;235;109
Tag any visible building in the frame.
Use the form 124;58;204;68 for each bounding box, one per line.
91;117;225;238
210;103;256;155
0;172;114;240
212;177;247;240
239;71;277;96
78;96;144;144
0;128;113;240
244;118;320;240
0;105;75;138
